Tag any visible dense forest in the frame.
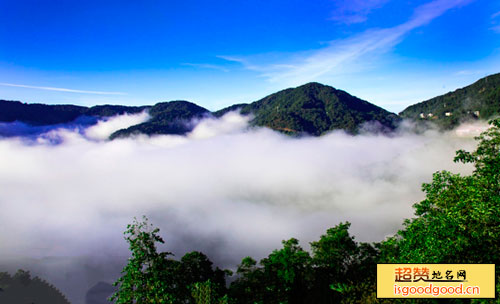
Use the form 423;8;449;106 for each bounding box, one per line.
400;73;500;129
109;119;500;304
216;82;400;135
109;101;211;139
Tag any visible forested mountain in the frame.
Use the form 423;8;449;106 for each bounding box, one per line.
219;82;400;135
399;73;500;129
0;83;400;138
0;99;147;125
109;100;211;139
2;74;500;138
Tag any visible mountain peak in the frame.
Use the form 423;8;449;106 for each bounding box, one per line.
237;82;399;135
109;100;210;139
298;82;329;88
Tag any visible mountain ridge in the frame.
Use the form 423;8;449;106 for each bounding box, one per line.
109;100;211;139
1;73;499;138
399;72;500;129
0;99;148;126
235;82;399;135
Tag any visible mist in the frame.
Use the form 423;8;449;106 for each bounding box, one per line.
0;112;487;304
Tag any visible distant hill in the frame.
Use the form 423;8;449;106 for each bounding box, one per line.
0;269;70;304
0;99;147;125
224;82;400;135
9;74;500;139
399;73;500;129
109;100;211;139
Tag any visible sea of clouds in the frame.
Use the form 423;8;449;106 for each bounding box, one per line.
0;111;488;304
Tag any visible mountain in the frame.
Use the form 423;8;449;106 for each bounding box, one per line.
109;100;211;139
0;99;147;125
3;74;499;138
216;82;400;135
399;73;500;129
0;83;401;138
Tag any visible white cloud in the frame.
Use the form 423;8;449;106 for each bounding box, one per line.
0;82;126;95
85;111;150;140
0;113;487;303
330;0;391;24
182;63;230;72
188;111;251;139
491;25;500;33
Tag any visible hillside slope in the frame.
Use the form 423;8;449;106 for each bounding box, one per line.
399;73;500;129
0;99;147;125
218;82;400;135
110;100;211;139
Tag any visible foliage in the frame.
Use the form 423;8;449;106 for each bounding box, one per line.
110;216;178;304
229;238;313;304
175;251;227;302
191;280;228;304
260;238;312;303
229;226;376;304
310;223;378;303
110;216;227;304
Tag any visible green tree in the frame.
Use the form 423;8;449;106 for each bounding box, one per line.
260;238;312;304
190;280;228;304
230;239;313;304
110;216;178;304
310;222;378;304
110;217;229;304
228;257;266;304
175;251;228;303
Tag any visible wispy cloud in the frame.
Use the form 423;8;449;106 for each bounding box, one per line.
221;0;475;86
455;69;483;76
0;82;126;95
330;0;391;24
491;25;500;33
182;63;229;72
490;10;500;33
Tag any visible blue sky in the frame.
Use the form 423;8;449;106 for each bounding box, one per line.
0;0;499;112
